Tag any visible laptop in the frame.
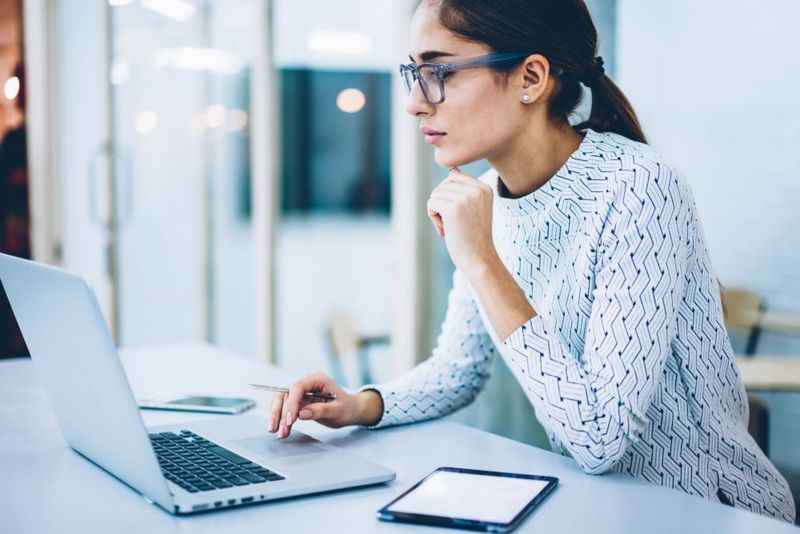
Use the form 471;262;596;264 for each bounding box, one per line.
0;253;395;514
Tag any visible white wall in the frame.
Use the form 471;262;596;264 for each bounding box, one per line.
275;216;393;377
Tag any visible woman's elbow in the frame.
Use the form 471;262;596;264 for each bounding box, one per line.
577;458;617;475
572;442;627;475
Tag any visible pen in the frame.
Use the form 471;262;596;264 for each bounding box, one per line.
249;383;337;401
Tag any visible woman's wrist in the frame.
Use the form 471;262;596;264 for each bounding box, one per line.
355;389;384;427
462;250;502;283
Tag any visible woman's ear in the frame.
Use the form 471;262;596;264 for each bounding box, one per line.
519;54;551;103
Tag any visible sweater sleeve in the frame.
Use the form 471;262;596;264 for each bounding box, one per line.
503;161;692;474
358;269;496;429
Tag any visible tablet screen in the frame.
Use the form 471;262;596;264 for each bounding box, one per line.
386;470;551;524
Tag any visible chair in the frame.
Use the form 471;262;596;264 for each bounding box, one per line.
719;287;771;453
720;286;800;455
322;311;390;388
721;287;800;355
720;287;764;355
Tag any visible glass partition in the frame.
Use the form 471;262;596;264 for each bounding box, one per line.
109;0;263;353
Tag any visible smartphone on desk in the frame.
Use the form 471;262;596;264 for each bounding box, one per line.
137;393;256;414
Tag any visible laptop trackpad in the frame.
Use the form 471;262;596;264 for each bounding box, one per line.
233;433;329;458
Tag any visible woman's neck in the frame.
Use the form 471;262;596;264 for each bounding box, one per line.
488;120;583;199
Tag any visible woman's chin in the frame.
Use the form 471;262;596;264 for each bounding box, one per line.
434;147;477;169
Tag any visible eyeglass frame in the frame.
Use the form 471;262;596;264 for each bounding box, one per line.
399;51;564;105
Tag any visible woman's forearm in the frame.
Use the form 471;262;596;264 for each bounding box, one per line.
465;253;536;342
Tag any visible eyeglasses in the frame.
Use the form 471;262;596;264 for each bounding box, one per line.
400;52;557;105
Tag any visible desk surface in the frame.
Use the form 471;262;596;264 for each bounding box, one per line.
2;344;796;533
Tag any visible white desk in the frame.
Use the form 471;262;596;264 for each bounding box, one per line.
736;356;800;392
2;344;797;533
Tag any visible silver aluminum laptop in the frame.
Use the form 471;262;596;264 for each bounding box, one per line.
0;253;395;514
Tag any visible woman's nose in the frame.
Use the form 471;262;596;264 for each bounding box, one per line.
405;81;435;117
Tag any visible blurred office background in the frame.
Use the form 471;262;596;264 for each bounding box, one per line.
0;0;798;514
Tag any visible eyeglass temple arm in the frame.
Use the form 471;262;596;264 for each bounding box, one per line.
439;52;564;76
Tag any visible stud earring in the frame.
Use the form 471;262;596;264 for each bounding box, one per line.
522;94;531;103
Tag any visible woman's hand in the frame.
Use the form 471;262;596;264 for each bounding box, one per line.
427;168;498;278
268;372;381;438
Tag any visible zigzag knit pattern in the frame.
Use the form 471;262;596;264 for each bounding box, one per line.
359;129;795;522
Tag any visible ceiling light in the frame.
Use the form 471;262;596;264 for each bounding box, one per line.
308;31;371;56
336;88;366;113
205;104;226;129
141;0;195;22
155;47;244;74
135;111;159;135
228;109;248;131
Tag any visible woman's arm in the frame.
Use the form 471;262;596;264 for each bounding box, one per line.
466;255;537;341
424;168;536;341
357;269;496;429
472;164;693;474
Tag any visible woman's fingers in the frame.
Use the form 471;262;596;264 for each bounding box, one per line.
280;397;313;438
269;393;285;433
271;391;309;435
427;206;444;237
427;197;444;237
446;167;485;187
427;197;452;219
297;401;333;422
428;177;482;239
428;180;491;236
434;180;488;206
437;169;492;200
280;372;337;438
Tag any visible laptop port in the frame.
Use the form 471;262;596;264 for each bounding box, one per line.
192;504;210;511
228;499;236;505
242;497;254;503
214;501;223;508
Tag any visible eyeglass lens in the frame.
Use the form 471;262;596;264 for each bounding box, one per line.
401;65;443;104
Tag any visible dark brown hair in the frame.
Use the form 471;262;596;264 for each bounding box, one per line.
425;0;647;143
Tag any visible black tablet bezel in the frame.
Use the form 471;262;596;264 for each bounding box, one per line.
376;466;559;532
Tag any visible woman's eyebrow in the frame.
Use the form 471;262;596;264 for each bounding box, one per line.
409;50;456;63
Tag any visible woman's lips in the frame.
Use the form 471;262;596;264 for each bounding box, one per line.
421;126;447;144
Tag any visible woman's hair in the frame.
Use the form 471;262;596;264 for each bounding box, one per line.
425;0;647;143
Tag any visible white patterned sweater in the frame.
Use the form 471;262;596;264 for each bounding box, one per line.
358;129;795;522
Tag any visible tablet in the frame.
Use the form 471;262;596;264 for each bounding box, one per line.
377;467;558;532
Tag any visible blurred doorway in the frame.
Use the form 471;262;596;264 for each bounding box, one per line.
44;0;274;357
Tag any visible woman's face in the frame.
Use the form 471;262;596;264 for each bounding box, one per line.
406;3;535;168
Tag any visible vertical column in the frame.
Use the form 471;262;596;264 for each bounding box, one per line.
391;0;435;371
252;0;279;363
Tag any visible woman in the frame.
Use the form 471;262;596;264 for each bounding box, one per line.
269;0;795;522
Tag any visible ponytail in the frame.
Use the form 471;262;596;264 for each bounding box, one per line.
575;74;647;144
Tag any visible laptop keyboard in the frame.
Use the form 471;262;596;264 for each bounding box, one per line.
149;430;284;493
